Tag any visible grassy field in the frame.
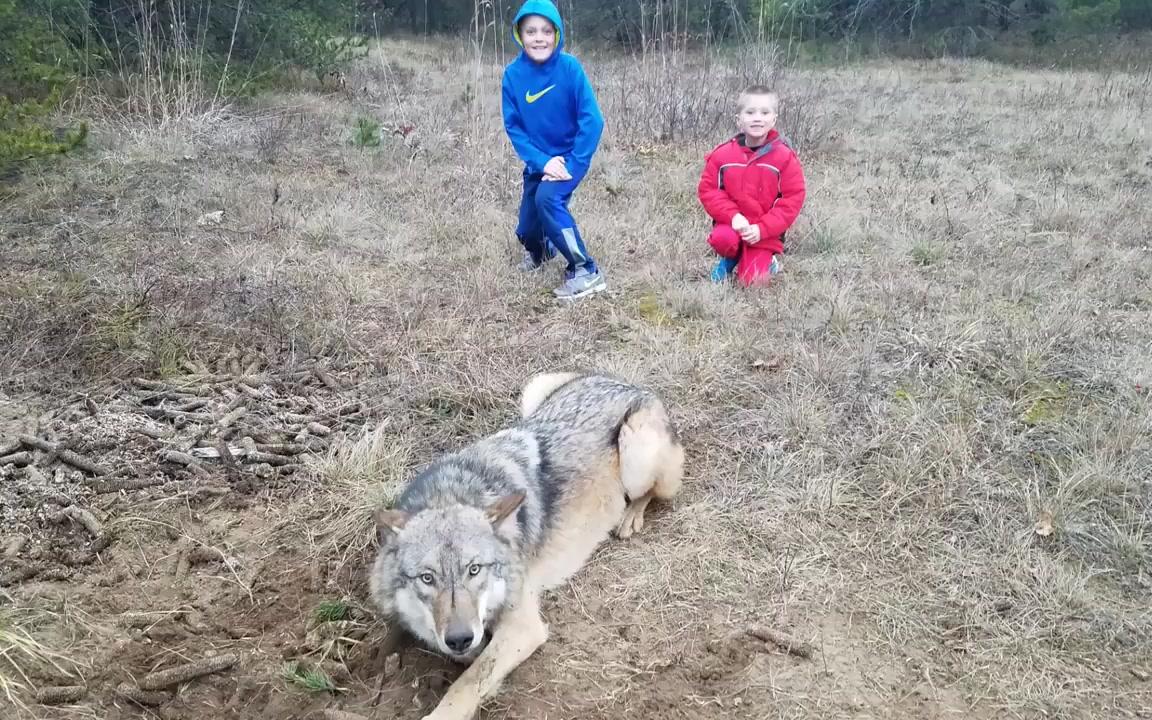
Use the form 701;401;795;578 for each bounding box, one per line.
1;36;1150;720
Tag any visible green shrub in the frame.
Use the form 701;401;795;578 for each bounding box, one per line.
0;0;88;176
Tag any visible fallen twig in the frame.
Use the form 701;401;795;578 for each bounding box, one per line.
745;625;816;659
161;450;212;479
18;435;110;476
132;377;205;395
134;425;175;440
305;422;332;437
49;505;104;539
219;405;248;428
89;476;166;494
116;682;171;706
330;401;363;418
187;486;231;502
138;653;239;690
244;450;294;466
141;407;213;424
182;373;268;386
35;685;87;705
174;398;210;413
0;564;44;586
314;367;341;391
237;382;264;399
0;438;21;456
1;451;33;467
162;450;200;466
255;442;311;455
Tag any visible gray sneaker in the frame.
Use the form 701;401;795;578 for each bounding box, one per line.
553;271;606;300
519;251;544;272
518;241;557;273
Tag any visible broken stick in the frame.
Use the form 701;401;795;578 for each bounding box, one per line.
115;682;171;706
138;653;239;690
35;685;87;705
218;406;248;429
141;407;212;424
1;451;33;467
49;506;104;539
174;398;210;413
243;450;294;467
18;435;110;476
745;625;816;659
305;421;332;437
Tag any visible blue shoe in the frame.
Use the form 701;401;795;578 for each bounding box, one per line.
710;257;738;283
769;255;782;275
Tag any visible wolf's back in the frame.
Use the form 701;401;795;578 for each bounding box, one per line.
523;373;671;446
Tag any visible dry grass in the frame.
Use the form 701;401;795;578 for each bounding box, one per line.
0;596;86;715
1;36;1151;719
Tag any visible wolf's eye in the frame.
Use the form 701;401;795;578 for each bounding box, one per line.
419;572;434;585
468;564;481;577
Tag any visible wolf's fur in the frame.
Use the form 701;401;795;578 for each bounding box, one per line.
369;372;684;720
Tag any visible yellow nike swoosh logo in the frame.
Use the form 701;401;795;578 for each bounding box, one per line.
525;85;555;103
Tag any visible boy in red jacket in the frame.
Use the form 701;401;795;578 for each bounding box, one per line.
697;86;806;286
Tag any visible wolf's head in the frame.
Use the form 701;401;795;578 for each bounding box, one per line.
370;493;524;662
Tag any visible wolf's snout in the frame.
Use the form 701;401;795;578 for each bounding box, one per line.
444;626;475;653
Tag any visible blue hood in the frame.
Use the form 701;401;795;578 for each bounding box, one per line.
512;0;564;55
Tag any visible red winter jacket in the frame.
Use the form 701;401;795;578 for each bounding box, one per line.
697;130;806;256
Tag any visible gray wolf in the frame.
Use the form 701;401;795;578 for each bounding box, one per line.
368;372;684;720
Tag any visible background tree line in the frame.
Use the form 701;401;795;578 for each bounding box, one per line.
367;0;1152;46
2;0;1150;174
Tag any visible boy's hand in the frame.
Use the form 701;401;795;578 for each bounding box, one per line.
731;213;749;231
542;156;572;181
739;224;761;244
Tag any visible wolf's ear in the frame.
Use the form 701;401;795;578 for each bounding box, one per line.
486;492;525;534
376;509;409;545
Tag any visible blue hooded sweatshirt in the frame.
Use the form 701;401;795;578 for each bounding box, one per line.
501;0;604;179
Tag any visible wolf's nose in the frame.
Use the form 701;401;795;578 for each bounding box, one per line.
444;629;474;653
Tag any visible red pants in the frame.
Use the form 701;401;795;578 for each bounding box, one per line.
707;225;781;286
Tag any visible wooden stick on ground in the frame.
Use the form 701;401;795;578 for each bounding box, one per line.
35;685;87;705
1;451;33;467
141;407;213;424
138;653;239;690
88;476;166;494
115;683;171;706
745;625;816;659
49;506;104;539
18;435;110;476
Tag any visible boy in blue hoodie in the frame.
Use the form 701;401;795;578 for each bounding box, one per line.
502;0;606;301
